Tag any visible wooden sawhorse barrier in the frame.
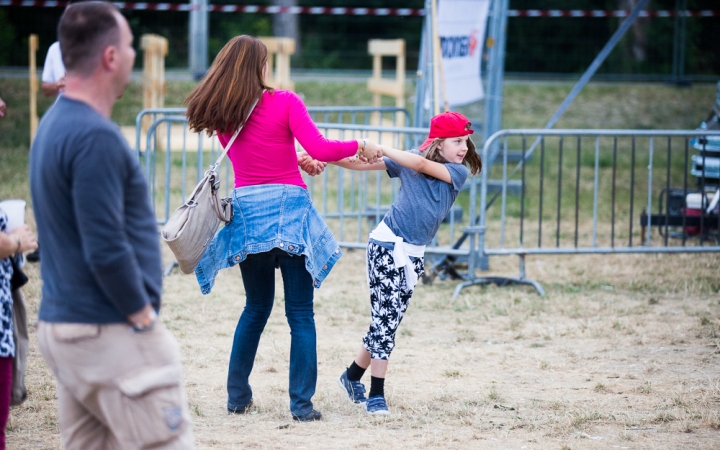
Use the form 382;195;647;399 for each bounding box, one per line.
138;34;168;151
367;39;406;114
259;37;295;91
141;34;168;132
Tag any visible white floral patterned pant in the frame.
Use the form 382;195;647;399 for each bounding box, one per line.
362;242;424;360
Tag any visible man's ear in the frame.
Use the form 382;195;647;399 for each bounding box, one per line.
101;45;117;71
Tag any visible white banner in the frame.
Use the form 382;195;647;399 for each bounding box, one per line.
437;0;490;106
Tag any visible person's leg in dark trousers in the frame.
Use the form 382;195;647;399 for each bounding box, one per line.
277;251;317;418
227;251;277;412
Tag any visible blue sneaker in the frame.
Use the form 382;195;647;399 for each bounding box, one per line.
338;370;367;404
365;395;389;415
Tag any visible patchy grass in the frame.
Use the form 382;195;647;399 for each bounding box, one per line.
9;250;720;448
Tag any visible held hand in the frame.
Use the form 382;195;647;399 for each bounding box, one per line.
297;150;310;166
315;160;328;175
359;141;383;164
128;303;158;332
9;225;38;253
0;97;6;118
297;151;314;173
298;151;327;176
304;159;327;176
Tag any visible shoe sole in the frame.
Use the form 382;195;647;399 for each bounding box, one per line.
366;408;390;416
293;413;322;422
337;377;366;406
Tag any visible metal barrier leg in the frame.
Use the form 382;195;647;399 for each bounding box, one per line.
453;276;545;298
452;226;545;298
452;257;546;298
516;254;546;296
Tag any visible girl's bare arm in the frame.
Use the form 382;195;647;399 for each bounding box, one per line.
378;145;452;183
332;157;387;171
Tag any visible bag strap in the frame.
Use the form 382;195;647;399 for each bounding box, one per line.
210;94;262;171
182;94;260;208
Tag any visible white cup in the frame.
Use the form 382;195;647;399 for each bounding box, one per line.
0;199;26;232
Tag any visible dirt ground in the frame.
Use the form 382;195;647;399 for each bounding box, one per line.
7;248;720;449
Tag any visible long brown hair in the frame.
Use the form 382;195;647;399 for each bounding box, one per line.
423;137;482;175
184;35;273;136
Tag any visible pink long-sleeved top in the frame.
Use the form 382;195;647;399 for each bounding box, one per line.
218;90;358;189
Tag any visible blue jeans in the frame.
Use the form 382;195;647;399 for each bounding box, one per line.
227;248;317;416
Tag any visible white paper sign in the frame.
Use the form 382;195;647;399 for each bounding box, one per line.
437;0;490;106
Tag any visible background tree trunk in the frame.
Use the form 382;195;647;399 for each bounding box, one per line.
619;0;648;62
272;0;300;56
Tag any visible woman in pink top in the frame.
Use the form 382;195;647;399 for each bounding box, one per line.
218;88;358;188
184;35;380;422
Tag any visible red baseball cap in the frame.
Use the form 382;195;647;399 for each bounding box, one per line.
419;111;474;151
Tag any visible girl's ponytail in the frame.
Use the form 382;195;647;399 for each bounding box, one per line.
463;139;482;175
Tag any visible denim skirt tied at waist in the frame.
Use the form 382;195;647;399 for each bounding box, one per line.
195;184;342;294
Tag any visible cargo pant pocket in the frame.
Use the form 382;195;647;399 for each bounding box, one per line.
51;323;101;343
118;365;189;447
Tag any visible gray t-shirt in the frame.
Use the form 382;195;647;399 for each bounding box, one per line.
377;150;469;246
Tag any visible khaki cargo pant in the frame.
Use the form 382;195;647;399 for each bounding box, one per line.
37;321;195;450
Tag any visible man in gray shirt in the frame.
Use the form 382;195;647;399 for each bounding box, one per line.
29;3;194;448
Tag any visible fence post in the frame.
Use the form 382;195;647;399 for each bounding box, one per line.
189;0;208;80
367;39;406;126
141;35;168;150
29;34;39;145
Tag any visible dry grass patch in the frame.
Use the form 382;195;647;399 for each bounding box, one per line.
7;249;720;449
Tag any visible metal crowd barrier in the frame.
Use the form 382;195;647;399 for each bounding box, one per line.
134;108;186;158
453;129;720;298
137;108;482;278
139;110;720;298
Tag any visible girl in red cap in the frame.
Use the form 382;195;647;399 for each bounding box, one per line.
333;111;481;415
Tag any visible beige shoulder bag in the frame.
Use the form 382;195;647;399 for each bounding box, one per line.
161;98;259;274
